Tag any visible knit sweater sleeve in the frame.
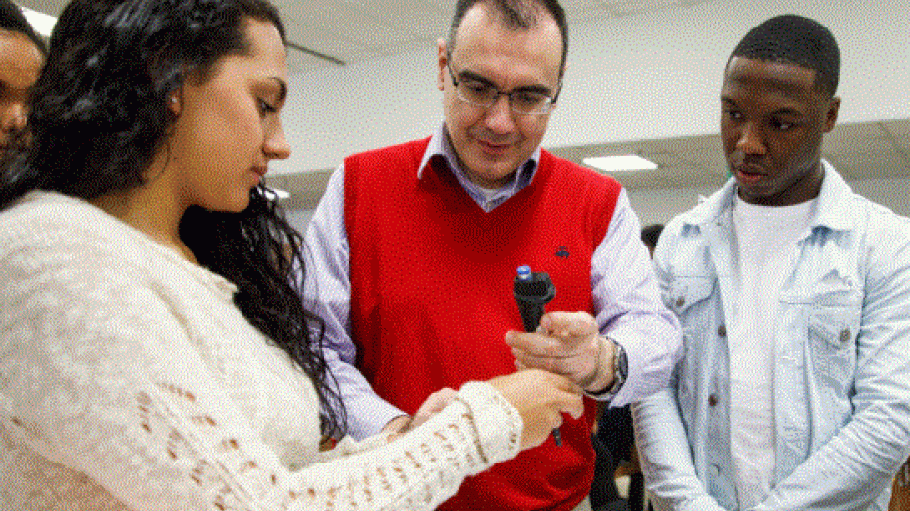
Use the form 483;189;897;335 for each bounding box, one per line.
0;196;523;511
133;377;521;511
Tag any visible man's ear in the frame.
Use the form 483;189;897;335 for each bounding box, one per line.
437;38;448;92
823;96;840;133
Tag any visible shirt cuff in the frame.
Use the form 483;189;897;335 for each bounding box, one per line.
345;397;408;440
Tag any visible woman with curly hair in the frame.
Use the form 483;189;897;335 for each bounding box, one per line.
0;1;582;509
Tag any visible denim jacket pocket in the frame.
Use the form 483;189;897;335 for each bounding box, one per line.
803;298;860;451
666;276;717;425
806;298;861;397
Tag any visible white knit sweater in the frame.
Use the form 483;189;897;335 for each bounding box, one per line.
0;191;522;511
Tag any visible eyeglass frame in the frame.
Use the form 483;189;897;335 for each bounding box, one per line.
445;56;562;115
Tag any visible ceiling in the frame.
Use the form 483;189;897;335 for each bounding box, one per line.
272;0;720;73
19;0;717;72
17;0;910;210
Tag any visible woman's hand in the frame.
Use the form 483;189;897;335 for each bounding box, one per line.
488;369;583;450
412;388;458;429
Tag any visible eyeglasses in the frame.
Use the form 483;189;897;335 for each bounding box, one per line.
446;60;559;115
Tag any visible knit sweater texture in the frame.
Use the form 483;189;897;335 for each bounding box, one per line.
0;191;522;511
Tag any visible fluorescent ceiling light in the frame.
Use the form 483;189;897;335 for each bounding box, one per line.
19;7;57;37
583;154;658;172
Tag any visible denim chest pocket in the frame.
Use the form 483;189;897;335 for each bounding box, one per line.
667;275;718;422
806;295;861;386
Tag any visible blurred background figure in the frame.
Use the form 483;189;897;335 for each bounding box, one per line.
590;224;663;511
640;224;663;258
894;458;910;511
0;0;45;153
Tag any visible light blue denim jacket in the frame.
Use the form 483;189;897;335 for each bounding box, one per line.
634;163;910;511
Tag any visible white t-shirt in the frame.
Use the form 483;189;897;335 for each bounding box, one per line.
729;195;815;508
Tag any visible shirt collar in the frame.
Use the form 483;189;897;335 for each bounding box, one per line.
808;159;856;232
416;123;541;211
417;123;540;184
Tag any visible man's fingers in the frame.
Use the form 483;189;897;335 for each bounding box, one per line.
507;322;600;385
539;311;597;342
547;372;583;395
510;340;590;378
505;330;571;356
512;350;573;376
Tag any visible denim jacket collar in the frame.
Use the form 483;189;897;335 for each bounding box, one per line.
680;160;856;239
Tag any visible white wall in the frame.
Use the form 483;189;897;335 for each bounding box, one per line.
271;0;910;175
850;179;910;218
283;208;314;237
273;49;441;174
555;0;910;147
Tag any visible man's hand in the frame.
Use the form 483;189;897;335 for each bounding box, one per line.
381;415;412;441
505;311;614;393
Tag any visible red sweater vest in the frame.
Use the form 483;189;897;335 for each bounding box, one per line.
344;137;622;511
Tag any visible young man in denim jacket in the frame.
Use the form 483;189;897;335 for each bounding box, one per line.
634;14;910;511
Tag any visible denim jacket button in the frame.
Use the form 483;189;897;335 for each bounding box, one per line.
717;325;727;337
675;296;685;307
839;328;851;344
711;463;722;477
708;394;719;407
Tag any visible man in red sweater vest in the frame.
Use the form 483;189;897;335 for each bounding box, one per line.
304;1;681;510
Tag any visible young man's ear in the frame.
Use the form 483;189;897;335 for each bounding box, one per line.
824;96;841;133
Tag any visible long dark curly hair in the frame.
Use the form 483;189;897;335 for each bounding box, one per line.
0;0;345;438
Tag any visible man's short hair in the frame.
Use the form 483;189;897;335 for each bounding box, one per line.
447;0;568;79
730;14;839;97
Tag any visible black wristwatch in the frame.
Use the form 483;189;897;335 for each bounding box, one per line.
607;338;628;395
588;337;627;398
